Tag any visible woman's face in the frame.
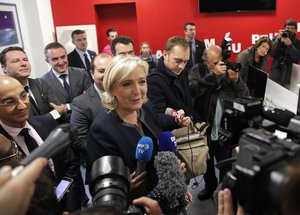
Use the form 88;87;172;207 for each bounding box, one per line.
256;42;270;57
141;44;150;55
112;67;147;113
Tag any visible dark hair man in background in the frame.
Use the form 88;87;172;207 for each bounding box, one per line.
269;18;300;88
111;36;135;56
68;29;97;80
102;28;118;55
184;22;206;70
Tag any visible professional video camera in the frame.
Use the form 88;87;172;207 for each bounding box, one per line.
222;125;300;215
218;96;264;148
282;29;294;39
220;33;241;73
89;155;144;215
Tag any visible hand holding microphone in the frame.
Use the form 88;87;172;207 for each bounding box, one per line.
165;108;191;127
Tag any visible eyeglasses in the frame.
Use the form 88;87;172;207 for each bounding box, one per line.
0;140;20;162
0;92;29;107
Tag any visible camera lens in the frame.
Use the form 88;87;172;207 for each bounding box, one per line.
89;155;130;209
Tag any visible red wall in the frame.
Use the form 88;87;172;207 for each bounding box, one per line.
50;0;300;61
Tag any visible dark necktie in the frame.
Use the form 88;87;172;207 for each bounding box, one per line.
84;53;91;72
59;74;71;98
24;86;40;115
187;41;193;68
19;128;39;152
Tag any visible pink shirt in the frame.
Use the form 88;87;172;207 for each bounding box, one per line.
102;44;112;55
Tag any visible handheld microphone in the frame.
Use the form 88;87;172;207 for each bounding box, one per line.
150;151;188;215
158;131;177;152
165;108;183;120
148;133;189;214
12;124;77;176
135;136;153;176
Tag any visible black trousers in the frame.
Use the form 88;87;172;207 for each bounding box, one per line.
203;139;232;192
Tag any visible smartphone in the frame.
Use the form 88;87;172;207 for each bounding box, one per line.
55;177;73;201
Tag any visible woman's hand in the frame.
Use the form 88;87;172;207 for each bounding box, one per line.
129;171;148;200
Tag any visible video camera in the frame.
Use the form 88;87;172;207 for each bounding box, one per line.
222;126;300;215
218;96;300;214
89;155;144;215
220;33;241;73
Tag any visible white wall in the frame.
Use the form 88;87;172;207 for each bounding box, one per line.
0;0;54;78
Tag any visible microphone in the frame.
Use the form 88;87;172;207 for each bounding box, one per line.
158;131;177;152
135;136;153;176
165;108;183;120
12;124;77;176
150;151;189;215
263;107;295;127
148;132;189;214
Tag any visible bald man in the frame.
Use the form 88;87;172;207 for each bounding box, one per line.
188;45;249;200
0;75;85;212
71;53;112;161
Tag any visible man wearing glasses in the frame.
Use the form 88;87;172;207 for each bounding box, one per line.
188;45;249;200
0;75;84;213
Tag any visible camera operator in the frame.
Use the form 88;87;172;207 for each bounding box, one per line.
188;45;249;200
269;18;300;88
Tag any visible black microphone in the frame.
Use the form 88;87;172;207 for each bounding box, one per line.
12;124;77;176
263;107;295;127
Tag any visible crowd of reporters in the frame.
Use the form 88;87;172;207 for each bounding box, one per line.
0;18;299;215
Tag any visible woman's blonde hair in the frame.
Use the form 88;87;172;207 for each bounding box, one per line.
102;55;149;110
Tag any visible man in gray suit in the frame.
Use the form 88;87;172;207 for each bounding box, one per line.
71;53;112;161
41;42;91;112
0;46;67;122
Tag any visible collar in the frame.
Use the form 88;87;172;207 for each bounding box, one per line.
75;48;88;57
52;68;69;78
93;83;104;99
0;120;31;138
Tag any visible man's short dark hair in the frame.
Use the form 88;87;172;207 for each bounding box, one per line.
71;29;86;39
106;28;117;37
184;22;196;31
284;18;297;30
44;42;66;58
111;36;134;56
0;46;25;66
164;36;189;53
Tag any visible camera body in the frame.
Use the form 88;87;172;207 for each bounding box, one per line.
223;127;300;215
282;29;294;38
89;155;144;215
225;61;242;73
218;96;263;148
220;34;241;73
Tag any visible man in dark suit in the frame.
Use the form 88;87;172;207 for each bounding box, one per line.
71;53;112;161
0;75;84;213
68;29;96;80
0;46;67;122
184;22;206;70
42;42;91;113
